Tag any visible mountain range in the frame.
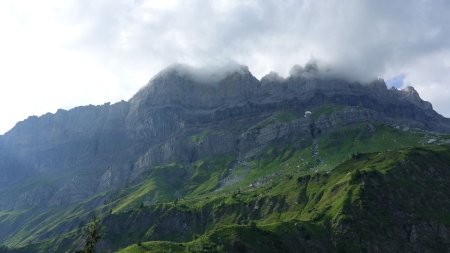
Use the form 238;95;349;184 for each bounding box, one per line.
0;63;449;253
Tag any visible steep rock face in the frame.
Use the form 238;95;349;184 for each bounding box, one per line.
0;101;132;209
0;142;28;189
260;76;444;129
2;101;131;173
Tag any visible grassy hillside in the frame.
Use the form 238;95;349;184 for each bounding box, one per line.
115;144;450;252
2;122;450;252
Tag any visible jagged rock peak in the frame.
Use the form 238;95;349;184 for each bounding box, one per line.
367;78;388;90
400;86;433;110
261;71;284;84
401;86;420;98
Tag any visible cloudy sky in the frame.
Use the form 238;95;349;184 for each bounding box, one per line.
1;0;450;134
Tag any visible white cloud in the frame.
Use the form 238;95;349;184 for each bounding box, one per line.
1;0;450;133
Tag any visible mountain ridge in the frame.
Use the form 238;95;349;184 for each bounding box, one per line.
1;63;450;252
1;64;449;209
6;63;441;133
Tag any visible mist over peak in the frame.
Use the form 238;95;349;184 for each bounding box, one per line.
152;60;382;87
261;71;284;84
151;62;251;85
289;61;320;78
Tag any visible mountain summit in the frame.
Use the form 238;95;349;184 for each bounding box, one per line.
130;64;259;109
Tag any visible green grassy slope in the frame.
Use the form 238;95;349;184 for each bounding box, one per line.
2;122;450;252
115;144;450;252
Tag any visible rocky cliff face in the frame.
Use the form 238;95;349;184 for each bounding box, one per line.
3;101;131;171
0;64;449;211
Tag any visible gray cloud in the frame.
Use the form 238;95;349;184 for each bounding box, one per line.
68;0;450;80
1;0;450;133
